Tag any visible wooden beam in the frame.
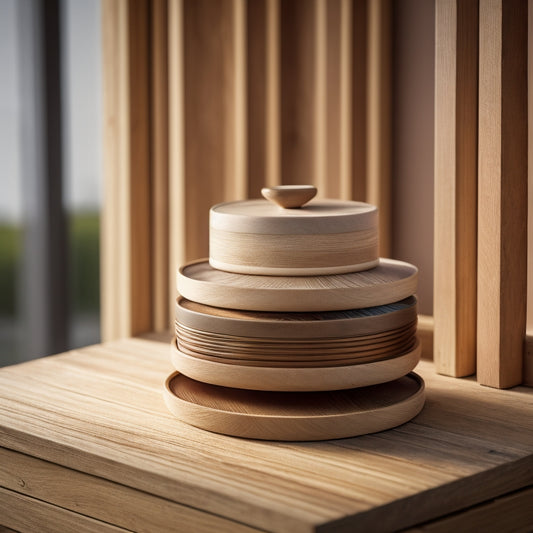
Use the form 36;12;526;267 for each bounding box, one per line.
151;0;170;332
433;0;478;377
101;0;152;340
366;0;392;256
477;0;528;388
280;0;316;186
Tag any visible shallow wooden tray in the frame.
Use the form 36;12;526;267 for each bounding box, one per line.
163;371;425;441
177;259;418;312
175;297;418;338
170;338;421;391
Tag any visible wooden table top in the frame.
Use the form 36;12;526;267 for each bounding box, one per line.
0;334;531;533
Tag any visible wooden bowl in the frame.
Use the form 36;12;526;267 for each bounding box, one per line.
163;371;425;441
170;337;421;391
209;190;378;276
177;258;418;312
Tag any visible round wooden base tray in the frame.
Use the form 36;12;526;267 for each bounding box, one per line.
175;296;418;339
177;258;418;312
170;338;421;391
163;371;425;441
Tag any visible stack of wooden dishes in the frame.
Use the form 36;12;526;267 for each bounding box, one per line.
164;186;425;441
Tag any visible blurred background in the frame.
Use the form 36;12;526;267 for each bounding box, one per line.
0;0;102;365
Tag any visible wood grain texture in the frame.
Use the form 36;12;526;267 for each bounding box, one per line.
417;314;434;360
367;0;392;256
151;0;170;332
433;0;478;378
0;486;127;533
527;0;533;388
280;0;316;186
0;337;531;532
164;372;425;441
406;487;533;533
477;0;528;388
0;448;260;533
177;258;418;312
171;337;421;391
175;296;418;339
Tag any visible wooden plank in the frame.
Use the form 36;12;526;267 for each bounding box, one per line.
101;0;152;340
477;0;528;388
0;338;531;532
351;0;367;201
168;0;186;313
0;448;261;533
280;0;316;187
527;0;533;387
406;487;533;532
101;0;131;340
366;0;392;256
151;0;170;332
417;314;434;360
433;0;478;377
0;486;128;533
182;0;244;261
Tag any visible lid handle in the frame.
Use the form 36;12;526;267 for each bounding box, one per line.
261;185;317;209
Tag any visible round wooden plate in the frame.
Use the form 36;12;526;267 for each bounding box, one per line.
177;260;418;312
163;371;425;441
175;297;418;338
170;337;421;391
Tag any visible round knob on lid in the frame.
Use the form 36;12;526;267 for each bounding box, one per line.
261;185;317;209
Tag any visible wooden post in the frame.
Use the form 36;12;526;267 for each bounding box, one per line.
477;0;527;388
434;0;478;377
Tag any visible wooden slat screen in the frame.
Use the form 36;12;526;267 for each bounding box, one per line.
103;0;394;339
102;0;531;388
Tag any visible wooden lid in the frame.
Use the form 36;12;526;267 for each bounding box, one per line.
175;296;418;338
170;337;421;391
163;370;425;440
210;195;377;235
177;258;418;312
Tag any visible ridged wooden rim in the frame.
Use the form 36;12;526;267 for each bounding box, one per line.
177;258;418;312
175;296;418;338
163;371;425;441
170;337;421;391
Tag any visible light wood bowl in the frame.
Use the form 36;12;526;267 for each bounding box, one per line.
177;258;418;312
209;194;378;275
170;337;421;391
163;371;425;441
175;296;418;338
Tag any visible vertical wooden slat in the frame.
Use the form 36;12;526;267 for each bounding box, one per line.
339;0;353;201
478;0;527;388
367;0;392;256
314;0;327;195
168;0;185;317
101;0;151;340
526;0;533;386
280;0;316;185
127;0;152;336
434;0;478;377
266;0;281;189
182;0;242;261
101;0;131;341
224;0;247;202
247;0;280;196
351;0;368;201
151;0;169;331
